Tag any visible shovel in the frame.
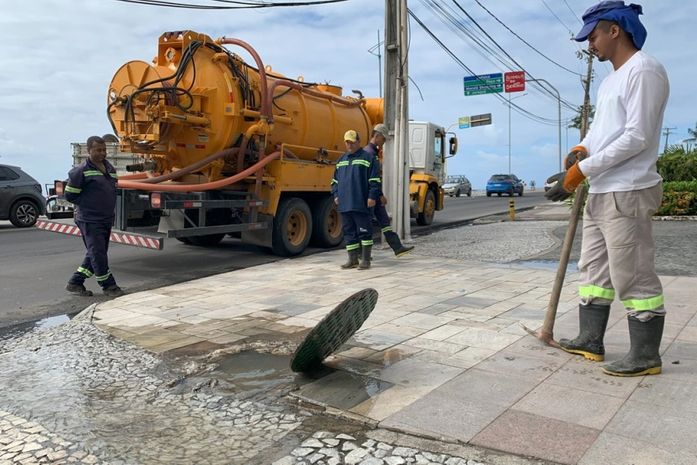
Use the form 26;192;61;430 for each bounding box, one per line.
521;183;588;347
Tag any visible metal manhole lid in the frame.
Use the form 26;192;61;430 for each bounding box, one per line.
290;288;379;372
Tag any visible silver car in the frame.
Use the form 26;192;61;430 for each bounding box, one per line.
0;164;46;227
443;175;472;197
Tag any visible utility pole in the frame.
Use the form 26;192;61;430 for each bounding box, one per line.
383;0;410;240
662;127;677;153
580;51;594;140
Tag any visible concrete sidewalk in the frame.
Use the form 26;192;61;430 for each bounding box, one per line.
92;246;697;465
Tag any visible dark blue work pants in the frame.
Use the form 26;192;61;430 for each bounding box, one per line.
340;211;373;251
68;220;116;289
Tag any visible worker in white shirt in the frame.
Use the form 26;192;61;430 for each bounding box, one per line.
544;1;669;377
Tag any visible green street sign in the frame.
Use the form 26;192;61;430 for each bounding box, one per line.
464;73;503;96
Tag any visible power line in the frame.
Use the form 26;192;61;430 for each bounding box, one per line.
407;8;571;127
114;0;346;9
419;0;578;111
539;0;575;35
561;0;583;23
449;0;578;111
471;0;582;77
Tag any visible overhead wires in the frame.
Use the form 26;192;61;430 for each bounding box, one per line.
407;8;571;127
416;0;578;114
114;0;346;9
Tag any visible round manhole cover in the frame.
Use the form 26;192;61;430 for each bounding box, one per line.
290;288;379;372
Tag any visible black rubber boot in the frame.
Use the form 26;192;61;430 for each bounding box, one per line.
341;249;360;269
558;303;610;361
384;231;415;257
602;315;664;377
66;283;93;297
358;245;372;270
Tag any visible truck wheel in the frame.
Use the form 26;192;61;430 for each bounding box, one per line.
467;189;472;197
455;189;461;198
310;196;342;248
10;199;40;228
416;189;436;226
272;197;312;256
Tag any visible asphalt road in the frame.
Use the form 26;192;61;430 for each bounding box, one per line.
424;190;546;232
0;192;548;328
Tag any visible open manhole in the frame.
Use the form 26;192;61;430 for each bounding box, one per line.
290;288;378;373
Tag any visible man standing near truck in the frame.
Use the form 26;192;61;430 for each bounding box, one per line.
65;136;125;297
364;124;414;257
331;130;381;270
544;1;669;376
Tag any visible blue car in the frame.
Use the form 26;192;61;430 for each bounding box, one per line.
486;174;524;197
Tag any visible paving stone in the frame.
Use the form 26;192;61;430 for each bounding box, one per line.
513;382;626;430
605;400;697;456
578;431;697;465
471;409;600;465
629;376;697;414
381;389;507;442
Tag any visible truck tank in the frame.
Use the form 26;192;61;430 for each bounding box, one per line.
107;31;383;185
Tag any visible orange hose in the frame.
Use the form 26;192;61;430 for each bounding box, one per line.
118;151;280;192
117;173;149;180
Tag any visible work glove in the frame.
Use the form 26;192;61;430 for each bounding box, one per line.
564;145;588;170
544;163;586;202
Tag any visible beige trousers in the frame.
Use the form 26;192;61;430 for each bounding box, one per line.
578;183;665;320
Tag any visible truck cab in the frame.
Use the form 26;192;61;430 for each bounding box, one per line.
408;121;457;225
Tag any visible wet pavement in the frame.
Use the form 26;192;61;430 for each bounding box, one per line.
2;203;696;464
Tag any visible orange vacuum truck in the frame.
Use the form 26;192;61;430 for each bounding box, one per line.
44;31;456;255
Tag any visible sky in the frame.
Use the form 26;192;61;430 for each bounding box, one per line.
1;0;695;190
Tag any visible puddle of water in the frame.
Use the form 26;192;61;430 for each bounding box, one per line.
294;370;392;410
515;259;579;272
0;313;71;342
213;351;294;395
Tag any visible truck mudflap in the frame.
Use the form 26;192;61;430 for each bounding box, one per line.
35;219;164;250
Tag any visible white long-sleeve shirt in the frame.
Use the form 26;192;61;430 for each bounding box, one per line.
578;50;669;193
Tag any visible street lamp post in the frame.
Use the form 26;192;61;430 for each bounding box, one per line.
506;93;527;174
526;78;562;172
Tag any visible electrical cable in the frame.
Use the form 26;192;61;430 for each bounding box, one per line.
408;8;572;126
470;0;582;77
114;0;345;9
450;0;578;111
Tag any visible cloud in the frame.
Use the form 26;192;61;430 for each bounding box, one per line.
1;0;694;192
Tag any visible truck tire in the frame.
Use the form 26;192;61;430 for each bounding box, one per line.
272;197;312;256
310;196;342;248
10;199;40;228
416;189;436;226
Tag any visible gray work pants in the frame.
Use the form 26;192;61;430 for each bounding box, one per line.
578;183;665;320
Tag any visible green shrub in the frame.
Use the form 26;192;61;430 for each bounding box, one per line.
657;181;697;216
657;146;697;182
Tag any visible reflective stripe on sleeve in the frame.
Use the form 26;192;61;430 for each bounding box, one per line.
65;185;82;194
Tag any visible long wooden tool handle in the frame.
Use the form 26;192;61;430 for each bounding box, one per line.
541;183;588;335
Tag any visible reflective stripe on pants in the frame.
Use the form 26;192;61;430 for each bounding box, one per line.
578;183;665;318
68;220;116;289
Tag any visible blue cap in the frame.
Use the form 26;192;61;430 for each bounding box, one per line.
574;1;647;50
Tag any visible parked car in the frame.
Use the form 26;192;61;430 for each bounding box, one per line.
544;178;558;192
0;164;46;227
443;175;472;197
486;174;524;197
